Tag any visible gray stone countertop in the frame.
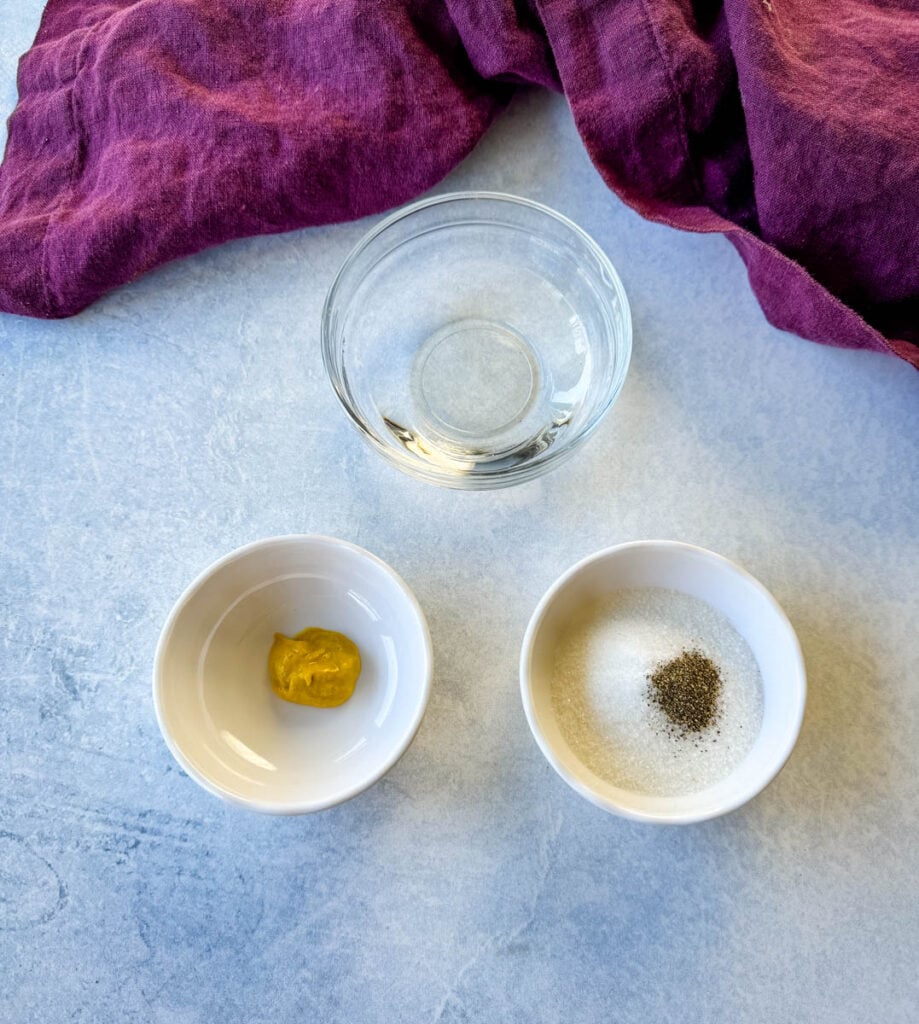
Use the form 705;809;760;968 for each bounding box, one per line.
2;6;918;1021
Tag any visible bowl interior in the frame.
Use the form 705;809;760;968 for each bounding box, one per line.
323;193;631;488
523;543;805;822
155;538;431;811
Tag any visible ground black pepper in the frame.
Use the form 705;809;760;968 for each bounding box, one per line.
647;648;722;735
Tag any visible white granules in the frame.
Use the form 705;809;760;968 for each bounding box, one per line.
550;588;764;796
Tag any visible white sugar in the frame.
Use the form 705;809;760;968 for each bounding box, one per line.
551;588;763;797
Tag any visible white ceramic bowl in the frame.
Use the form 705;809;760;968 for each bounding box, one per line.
520;541;806;824
153;536;432;813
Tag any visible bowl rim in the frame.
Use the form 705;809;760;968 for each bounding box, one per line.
152;533;434;814
320;190;633;490
519;539;807;824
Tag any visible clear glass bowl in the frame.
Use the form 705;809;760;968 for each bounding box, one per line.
321;192;632;489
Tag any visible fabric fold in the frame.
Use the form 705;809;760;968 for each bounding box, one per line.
1;0;916;369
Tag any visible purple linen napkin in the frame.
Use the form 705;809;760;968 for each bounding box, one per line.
0;0;916;368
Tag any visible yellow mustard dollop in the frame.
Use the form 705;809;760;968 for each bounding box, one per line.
268;627;361;708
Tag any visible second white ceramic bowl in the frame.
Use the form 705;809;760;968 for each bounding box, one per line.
520;541;806;824
154;535;432;813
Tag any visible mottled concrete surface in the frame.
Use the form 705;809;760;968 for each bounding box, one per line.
2;6;918;1022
